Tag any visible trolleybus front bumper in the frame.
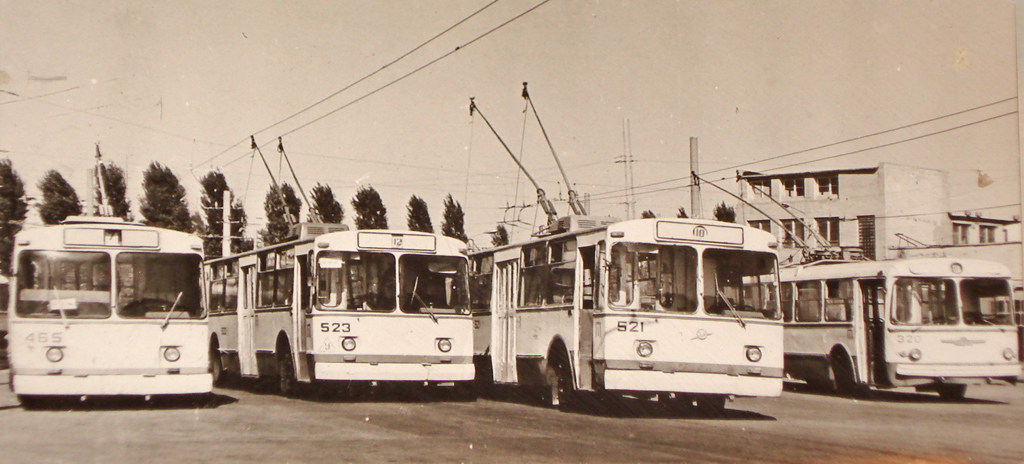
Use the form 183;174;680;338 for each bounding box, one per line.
313;355;474;382
600;362;784;397
891;362;1022;386
13;369;212;396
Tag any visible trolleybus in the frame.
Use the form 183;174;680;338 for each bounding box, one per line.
470;217;784;412
780;257;1021;399
206;224;474;396
8;217;210;404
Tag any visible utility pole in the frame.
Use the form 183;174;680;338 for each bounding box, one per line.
690;137;700;219
222;189;231;257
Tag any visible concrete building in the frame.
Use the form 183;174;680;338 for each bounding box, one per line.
735;162;1022;297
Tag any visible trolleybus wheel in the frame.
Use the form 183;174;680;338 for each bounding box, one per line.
542;350;574;410
210;344;226;387
936;384;967;401
17;395;44;410
831;353;860;395
277;345;297;397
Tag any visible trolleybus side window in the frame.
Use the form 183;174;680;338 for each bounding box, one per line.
960;278;1013;325
824;279;853;322
16;251;111;318
258;250;294;308
520;241;575;307
208;262;237;313
892;278;957;325
794;281;822;322
469;254;493;313
399;254;469;315
116;252;203;319
609;243;697;313
780;282;794;322
702;249;779;319
315;251;395;311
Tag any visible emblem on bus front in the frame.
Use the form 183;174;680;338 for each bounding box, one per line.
941;337;984;347
692;226;707;238
692;329;711;340
392;236;403;248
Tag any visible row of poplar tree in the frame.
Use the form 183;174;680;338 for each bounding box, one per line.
0;157;480;275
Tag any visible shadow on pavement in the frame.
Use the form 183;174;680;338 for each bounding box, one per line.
782;381;1008;405
17;392;238;411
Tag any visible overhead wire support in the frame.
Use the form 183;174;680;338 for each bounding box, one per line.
741;174;831;251
521;82;587;216
469;97;559;227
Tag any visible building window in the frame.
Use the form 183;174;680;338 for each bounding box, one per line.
783;178;805;197
781;219;805;248
749;220;771;232
749;179;771;198
953;223;970;245
817;176;839;196
979;225;997;244
815;217;840;247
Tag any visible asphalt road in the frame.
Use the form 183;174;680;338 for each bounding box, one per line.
1;371;1021;463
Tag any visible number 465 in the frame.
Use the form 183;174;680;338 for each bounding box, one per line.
26;332;62;343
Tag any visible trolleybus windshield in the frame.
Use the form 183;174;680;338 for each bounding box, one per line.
16;251;111;318
702;249;780;320
960;278;1013;326
892;278;958;326
316;251;396;312
608;243;698;312
399;255;469;315
115;253;204;319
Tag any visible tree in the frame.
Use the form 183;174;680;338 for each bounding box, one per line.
310;183;344;223
139;162;193;232
676;206;689;218
440;193;468;243
406;195;433;232
351;186;388;230
199;171;252;258
713;202;736;223
259;183;302;245
641;210;657;219
0;159;28;274
96;162;131;220
491;224;510;247
37;169;81;224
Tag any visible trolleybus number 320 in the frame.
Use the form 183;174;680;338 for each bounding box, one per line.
320;323;352;333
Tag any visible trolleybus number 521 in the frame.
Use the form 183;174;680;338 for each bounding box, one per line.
617;321;645;332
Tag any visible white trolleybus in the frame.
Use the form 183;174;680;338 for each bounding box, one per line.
206;224;474;396
469;217;784;412
780;257;1021;399
8;217;210;404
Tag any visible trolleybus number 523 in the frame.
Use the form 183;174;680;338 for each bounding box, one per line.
320;322;352;333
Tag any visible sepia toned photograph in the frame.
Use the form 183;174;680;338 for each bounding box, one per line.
0;1;1022;462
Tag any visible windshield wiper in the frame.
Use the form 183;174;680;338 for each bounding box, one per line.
410;276;438;324
715;276;746;329
161;292;184;329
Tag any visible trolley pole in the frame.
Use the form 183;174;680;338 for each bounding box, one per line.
690;137;700;219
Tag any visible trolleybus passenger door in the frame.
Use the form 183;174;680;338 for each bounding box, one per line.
294;253;311;382
859;279;887;386
576;245;598;391
492;259;518;384
239;264;259;377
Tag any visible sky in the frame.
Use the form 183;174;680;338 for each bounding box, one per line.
0;0;1020;248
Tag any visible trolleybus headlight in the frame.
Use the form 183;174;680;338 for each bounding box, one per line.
637;341;654;358
342;337;357;351
745;346;763;363
908;348;922;362
46;347;64;363
1003;348;1016;361
436;338;452;353
163;347;181;362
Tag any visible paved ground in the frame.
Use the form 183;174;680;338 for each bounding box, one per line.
1;371;1021;463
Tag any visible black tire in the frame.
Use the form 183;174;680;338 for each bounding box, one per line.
831;354;861;395
936;384;967;401
210;345;226;388
451;381;477;402
541;350;574;410
277;344;297;397
18;395;45;410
